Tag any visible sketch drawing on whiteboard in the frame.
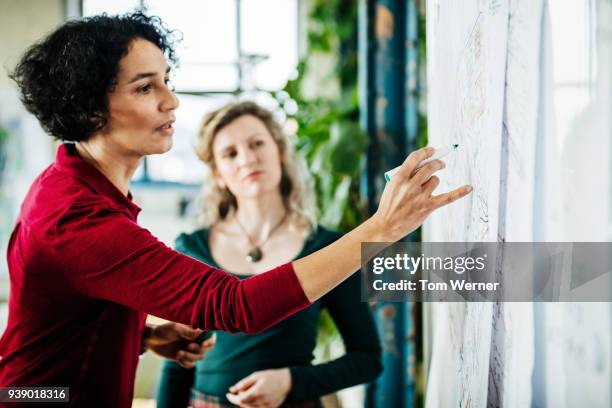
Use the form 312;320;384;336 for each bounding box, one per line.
436;11;496;243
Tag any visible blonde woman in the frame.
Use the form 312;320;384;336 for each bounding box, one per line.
157;102;383;408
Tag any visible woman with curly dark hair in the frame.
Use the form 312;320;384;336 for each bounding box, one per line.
0;11;471;407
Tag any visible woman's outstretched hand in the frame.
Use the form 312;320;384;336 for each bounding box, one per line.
371;146;472;242
292;146;471;302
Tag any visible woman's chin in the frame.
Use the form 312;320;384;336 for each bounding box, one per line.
238;185;280;200
151;139;173;154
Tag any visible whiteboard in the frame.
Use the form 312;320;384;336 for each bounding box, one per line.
424;1;509;407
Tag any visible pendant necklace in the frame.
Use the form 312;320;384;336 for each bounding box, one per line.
235;212;288;263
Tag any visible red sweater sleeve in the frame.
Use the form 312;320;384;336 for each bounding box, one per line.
51;203;311;333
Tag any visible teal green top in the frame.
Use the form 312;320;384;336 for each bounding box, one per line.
156;226;382;406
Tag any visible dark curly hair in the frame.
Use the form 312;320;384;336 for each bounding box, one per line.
9;12;179;142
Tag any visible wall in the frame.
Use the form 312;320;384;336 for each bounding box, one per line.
0;0;64;87
0;0;63;302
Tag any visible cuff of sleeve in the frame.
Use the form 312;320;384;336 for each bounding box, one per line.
287;366;308;402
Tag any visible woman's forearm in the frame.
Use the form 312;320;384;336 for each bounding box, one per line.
292;217;388;302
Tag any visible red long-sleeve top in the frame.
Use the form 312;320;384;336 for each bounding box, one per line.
0;144;311;407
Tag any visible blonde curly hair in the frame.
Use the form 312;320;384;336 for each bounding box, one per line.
195;101;316;231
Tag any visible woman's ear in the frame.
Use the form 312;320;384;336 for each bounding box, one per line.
90;112;106;131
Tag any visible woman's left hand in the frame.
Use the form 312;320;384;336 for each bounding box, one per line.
226;368;292;408
142;322;216;368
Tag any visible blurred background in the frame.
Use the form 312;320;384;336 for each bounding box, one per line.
0;0;610;407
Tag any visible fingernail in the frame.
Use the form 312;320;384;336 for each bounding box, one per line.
467;186;473;192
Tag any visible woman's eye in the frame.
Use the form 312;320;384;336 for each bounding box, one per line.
165;78;175;91
137;84;152;94
252;140;264;148
224;150;237;159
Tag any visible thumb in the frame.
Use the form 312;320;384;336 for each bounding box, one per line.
229;373;258;394
174;324;203;340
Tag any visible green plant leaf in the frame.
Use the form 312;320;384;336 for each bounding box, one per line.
320;176;351;228
327;121;368;175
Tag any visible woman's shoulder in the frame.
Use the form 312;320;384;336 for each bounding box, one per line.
310;225;343;245
175;228;212;260
298;225;343;258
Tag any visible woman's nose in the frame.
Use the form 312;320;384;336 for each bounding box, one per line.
160;87;179;111
238;147;257;166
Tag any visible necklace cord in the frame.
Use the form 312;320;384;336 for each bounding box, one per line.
235;211;288;249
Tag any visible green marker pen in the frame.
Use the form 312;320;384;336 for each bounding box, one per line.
384;144;459;182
